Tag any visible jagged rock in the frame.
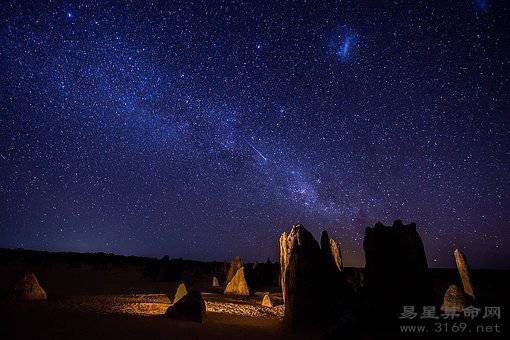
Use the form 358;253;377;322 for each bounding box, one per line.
212;276;220;287
454;249;475;299
226;256;243;284
173;282;188;303
279;232;288;300
280;224;325;327
8;273;47;301
165;291;206;323
442;284;468;311
261;294;273;307
321;231;343;273
363;220;432;326
224;267;250;296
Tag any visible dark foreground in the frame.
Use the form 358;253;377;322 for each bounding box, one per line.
0;248;507;339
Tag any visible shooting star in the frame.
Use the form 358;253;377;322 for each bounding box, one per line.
245;140;268;162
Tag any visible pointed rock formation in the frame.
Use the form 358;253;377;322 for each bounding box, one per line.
321;230;343;273
363;220;433;328
173;282;188;304
165;291;206;323
8;273;47;301
212;276;220;287
279;231;288;299
442;284;468;311
280;224;325;327
224;267;250;296
226;256;243;284
261;294;273;307
454;249;475;299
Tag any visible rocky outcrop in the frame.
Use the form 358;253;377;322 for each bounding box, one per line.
8;273;47;301
261;294;273;307
363;220;432;326
442;284;468;311
226;256;243;284
279;224;326;327
165;291;206;323
321;231;343;273
454;249;475;299
173;282;188;304
224;267;250;296
212;276;220;287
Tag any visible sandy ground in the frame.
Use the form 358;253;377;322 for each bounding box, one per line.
0;293;302;340
0;263;312;340
2;292;284;319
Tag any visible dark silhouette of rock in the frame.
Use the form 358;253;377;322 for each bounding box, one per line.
280;224;326;327
454;249;475;299
363;220;433;329
173;282;188;303
442;284;468;311
224;267;250;295
321;230;343;273
8;273;47;301
245;260;280;289
226;256;243;284
165;291;206;323
261;294;273;307
212;276;220;287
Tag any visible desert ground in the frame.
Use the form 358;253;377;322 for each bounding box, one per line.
0;251;309;340
0;248;507;339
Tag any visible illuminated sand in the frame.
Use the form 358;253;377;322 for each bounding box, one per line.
0;259;293;339
50;293;284;319
1;293;293;340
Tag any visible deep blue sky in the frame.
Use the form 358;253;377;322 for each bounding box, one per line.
1;1;508;268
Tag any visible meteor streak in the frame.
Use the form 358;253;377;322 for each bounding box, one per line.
245;140;268;161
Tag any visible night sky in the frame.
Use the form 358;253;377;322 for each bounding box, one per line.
1;1;508;269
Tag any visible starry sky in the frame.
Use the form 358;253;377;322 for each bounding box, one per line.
0;0;508;269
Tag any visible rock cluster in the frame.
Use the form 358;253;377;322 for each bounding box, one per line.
279;224;345;328
224;267;250;296
246;259;280;289
8;273;47;301
165;291;206;323
363;220;432;327
441;248;475;311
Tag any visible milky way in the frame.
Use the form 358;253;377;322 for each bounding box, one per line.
0;1;508;268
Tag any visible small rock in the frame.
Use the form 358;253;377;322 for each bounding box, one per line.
173;282;188;304
442;284;468;311
165;291;206;323
261;294;273;307
8;273;47;301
